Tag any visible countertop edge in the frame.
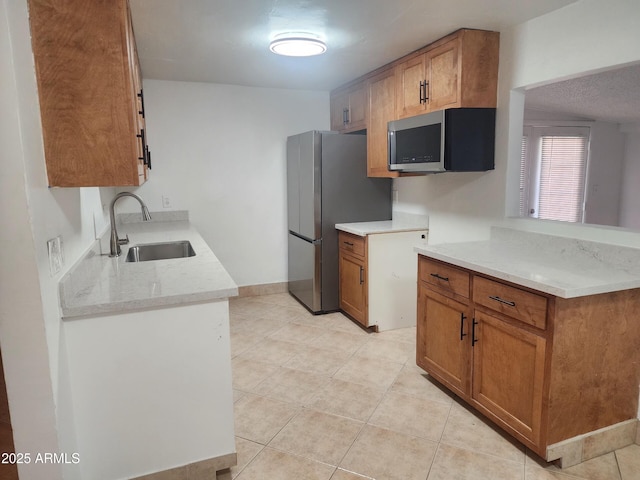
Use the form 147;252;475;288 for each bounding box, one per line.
61;287;239;319
336;222;429;237
415;247;640;299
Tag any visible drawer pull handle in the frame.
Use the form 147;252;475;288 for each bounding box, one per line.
344;241;354;246
430;273;449;282
460;313;467;341
472;319;479;346
489;295;516;307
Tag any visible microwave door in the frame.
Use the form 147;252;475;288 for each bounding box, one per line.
388;112;445;172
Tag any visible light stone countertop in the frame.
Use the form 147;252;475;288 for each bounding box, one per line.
415;227;640;298
59;219;238;318
336;216;429;237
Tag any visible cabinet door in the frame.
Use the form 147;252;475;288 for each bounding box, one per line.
472;310;546;445
425;38;460;111
395;54;427;119
330;83;366;132
125;3;149;183
29;0;148;187
330;90;349;131
366;68;398;178
417;285;471;397
346;83;367;131
339;252;367;326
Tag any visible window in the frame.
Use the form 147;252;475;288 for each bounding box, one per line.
520;125;590;223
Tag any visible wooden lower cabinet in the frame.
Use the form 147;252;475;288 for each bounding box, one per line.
339;229;428;330
338;231;368;326
339;251;367;326
472;309;546;445
417;285;470;397
417;255;640;460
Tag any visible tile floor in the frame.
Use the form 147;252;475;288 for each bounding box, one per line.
223;293;640;480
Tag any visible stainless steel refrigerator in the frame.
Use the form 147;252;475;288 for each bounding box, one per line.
287;131;392;314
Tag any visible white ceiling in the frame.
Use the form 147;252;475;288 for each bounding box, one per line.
129;0;578;91
524;63;640;124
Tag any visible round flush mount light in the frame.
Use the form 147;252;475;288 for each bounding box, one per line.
269;33;327;57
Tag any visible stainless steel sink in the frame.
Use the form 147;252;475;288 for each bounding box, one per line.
125;241;195;262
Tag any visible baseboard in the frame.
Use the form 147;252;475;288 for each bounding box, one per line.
238;282;288;297
131;452;237;480
546;419;638;468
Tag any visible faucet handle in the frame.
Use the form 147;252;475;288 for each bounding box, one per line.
117;234;130;246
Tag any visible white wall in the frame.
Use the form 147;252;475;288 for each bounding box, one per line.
619;128;640;229
117;80;329;287
1;0;114;477
584;121;626;226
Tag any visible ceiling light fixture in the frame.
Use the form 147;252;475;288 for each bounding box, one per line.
269;34;327;57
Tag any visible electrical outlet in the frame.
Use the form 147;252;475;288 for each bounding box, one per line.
162;195;172;209
47;236;64;276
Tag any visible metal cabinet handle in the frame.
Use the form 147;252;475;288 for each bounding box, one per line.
430;273;449;282
460;313;467;341
419;80;425;104
344;241;354;247
489;295;516;307
359;266;364;285
137;129;146;161
472;319;479;346
343;108;350;125
137;89;146;118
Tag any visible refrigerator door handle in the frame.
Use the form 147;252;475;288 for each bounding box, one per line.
289;230;322;245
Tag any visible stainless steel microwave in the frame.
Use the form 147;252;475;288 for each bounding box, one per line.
388;108;496;173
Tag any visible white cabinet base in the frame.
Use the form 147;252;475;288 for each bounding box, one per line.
368;230;428;331
63;300;235;479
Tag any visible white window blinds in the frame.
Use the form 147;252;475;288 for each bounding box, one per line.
519;135;528;217
520;125;590;223
538;135;588;222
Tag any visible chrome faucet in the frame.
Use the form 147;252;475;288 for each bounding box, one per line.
109;192;151;257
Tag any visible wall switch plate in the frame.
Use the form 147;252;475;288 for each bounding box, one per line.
47;236;64;276
162;195;172;208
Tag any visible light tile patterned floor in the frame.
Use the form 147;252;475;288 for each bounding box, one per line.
223;293;640;480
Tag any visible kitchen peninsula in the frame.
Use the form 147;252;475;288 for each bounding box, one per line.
415;226;640;468
59;213;237;479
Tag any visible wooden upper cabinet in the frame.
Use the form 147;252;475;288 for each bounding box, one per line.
366;68;398;178
28;0;150;187
425;38;460;110
396;29;499;119
395;54;428;118
330;82;367;132
329;28;499;178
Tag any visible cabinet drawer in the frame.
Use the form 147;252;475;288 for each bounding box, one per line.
419;256;470;299
338;231;366;257
473;277;547;329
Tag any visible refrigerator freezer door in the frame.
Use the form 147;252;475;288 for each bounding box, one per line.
319;133;392;312
286;131;321;241
288;232;322;313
